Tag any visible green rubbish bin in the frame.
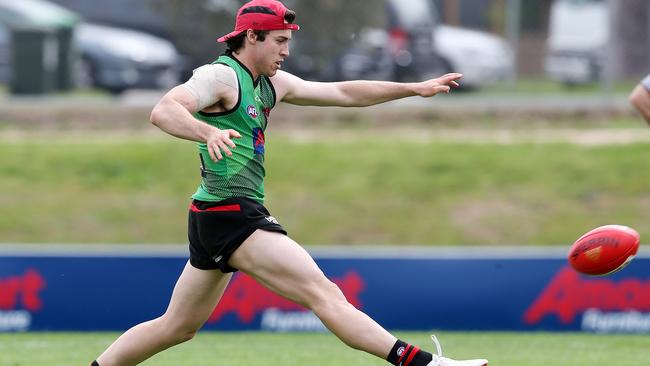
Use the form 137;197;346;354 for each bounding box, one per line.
9;27;59;94
0;0;80;94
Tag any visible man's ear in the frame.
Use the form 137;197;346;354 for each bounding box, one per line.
246;29;257;44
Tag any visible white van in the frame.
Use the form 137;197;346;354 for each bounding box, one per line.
545;0;609;85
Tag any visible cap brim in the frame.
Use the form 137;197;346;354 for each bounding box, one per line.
217;24;299;43
217;30;243;43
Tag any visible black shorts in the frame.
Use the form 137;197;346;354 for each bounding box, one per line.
188;197;287;273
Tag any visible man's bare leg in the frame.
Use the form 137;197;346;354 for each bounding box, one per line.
229;230;396;358
96;261;231;366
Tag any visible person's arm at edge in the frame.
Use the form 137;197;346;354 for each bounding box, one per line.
149;83;241;161
271;70;463;107
628;83;650;126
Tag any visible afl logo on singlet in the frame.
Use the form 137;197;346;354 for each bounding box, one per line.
246;105;258;118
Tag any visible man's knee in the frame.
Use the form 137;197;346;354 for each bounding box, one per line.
159;315;200;344
307;278;350;312
175;329;198;343
165;327;198;345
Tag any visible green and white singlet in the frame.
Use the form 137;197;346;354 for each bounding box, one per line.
192;52;276;204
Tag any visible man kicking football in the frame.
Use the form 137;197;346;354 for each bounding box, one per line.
91;1;488;365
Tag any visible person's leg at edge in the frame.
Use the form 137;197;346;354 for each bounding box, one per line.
94;261;232;366
228;229;433;366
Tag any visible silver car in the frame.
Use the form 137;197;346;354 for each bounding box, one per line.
74;22;181;94
433;25;515;89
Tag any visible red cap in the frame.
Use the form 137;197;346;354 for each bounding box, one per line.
217;0;299;43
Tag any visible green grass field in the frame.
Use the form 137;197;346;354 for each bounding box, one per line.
1;331;648;365
0;134;648;245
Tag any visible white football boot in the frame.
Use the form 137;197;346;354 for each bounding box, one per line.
426;335;488;366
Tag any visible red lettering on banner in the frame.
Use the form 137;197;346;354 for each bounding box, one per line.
0;278;20;309
208;271;365;324
523;267;650;324
0;269;46;311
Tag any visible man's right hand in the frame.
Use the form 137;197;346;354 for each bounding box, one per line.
206;128;242;161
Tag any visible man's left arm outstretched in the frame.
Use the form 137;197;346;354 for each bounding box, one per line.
271;71;463;107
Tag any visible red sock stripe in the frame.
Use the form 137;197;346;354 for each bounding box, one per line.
189;203;241;212
403;346;420;366
396;345;412;366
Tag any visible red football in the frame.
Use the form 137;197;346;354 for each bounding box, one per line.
568;225;640;276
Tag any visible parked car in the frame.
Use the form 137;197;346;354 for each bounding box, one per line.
331;0;514;88
545;0;608;85
433;25;514;88
328;28;395;82
385;0;440;81
73;22;181;93
332;0;439;82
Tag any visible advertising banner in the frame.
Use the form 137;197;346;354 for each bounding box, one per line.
0;247;648;332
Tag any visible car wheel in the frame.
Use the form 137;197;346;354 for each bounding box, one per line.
106;86;127;95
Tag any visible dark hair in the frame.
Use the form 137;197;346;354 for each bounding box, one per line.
225;9;297;51
225;30;269;51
